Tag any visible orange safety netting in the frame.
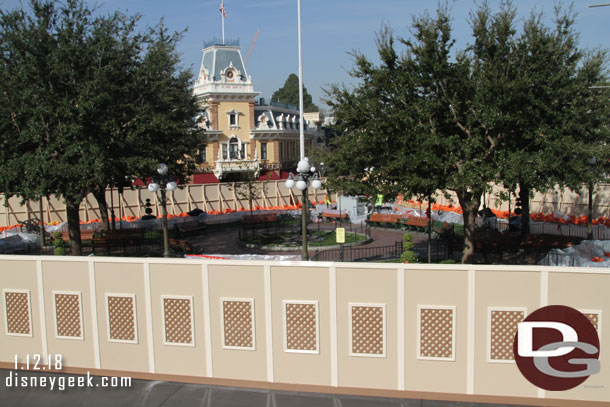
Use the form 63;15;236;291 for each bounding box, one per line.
400;198;609;226
0;204;307;234
3;201;607;234
186;254;227;260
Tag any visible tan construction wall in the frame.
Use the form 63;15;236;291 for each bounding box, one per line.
2;181;605;229
0;181;332;228
0;256;609;406
429;183;610;218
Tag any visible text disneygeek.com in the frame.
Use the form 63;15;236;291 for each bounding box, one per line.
4;371;132;391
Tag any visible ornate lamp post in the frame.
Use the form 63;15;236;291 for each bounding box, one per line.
285;157;322;260
147;163;177;257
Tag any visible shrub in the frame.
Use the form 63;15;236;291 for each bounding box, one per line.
401;234;417;263
53;231;67;256
400;250;418;263
439;259;457;264
403;233;415;251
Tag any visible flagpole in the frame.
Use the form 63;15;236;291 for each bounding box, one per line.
221;1;225;43
297;0;305;159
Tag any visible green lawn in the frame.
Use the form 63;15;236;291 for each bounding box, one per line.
308;230;367;247
244;230;367;247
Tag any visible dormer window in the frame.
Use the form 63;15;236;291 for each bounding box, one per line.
227;109;239;129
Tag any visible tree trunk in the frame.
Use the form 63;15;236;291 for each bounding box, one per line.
519;183;530;239
249;189;253;216
457;190;482;264
92;186;110;232
65;198;82;256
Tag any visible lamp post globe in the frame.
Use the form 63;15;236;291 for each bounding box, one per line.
296;180;308;191
297;158;310;173
157;163;169;175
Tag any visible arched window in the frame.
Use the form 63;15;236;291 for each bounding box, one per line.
229;137;239;160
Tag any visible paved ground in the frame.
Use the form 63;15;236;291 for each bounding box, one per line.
0;369;535;407
187;223;428;259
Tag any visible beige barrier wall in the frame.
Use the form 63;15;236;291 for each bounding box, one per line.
428;183;610;219
0;180;332;227
0;256;609;406
2;182;607;229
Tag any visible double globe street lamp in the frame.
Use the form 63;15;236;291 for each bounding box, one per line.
147;163;178;258
285;157;322;260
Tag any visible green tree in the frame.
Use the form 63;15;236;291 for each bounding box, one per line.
231;173;263;216
272;73;319;112
496;6;610;237
1;0;108;255
89;23;203;232
0;0;202;254
325;1;609;263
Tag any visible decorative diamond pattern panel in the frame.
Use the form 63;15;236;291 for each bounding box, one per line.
55;293;82;338
351;305;384;355
285;303;317;351
108;296;136;342
4;291;31;335
163;297;193;344
490;310;524;361
420;308;453;359
223;300;254;348
583;313;600;332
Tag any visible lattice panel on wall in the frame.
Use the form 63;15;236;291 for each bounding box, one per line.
489;309;525;361
107;295;137;342
285;302;317;352
350;304;385;356
419;307;454;359
163;297;193;345
222;299;254;349
54;293;82;339
4;290;31;336
583;312;601;333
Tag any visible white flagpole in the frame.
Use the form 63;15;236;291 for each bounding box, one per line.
221;1;225;43
297;0;305;159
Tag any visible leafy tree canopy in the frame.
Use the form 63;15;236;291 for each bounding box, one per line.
0;0;203;252
324;1;610;263
272;73;319;112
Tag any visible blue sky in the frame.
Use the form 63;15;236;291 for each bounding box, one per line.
1;0;609;109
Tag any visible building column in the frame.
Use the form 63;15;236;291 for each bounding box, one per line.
212;142;219;165
272;140;280;163
250;139;256;160
209;102;219;130
248;101;255;130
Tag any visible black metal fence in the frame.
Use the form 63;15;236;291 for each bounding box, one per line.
311;241;402;262
11;238;165;257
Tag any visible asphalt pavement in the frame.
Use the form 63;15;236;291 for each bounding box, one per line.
0;369;536;407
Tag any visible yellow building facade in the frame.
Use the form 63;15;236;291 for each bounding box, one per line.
192;40;314;183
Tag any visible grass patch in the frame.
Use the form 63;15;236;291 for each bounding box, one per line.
309;230;367;247
243;230;367;247
378;258;402;263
